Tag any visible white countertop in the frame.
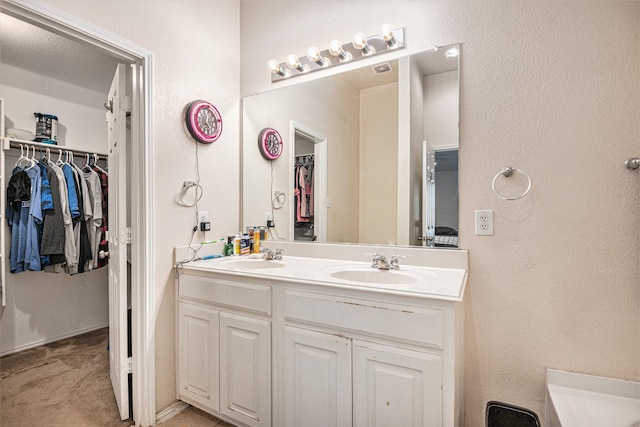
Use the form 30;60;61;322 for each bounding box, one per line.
180;255;467;301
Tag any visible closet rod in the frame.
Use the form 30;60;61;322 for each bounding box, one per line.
3;137;108;158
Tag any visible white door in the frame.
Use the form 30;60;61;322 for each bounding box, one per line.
220;312;271;427
107;63;130;420
283;327;352;427
422;141;436;246
353;341;443;427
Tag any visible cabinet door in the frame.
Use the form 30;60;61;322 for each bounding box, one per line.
353;341;443;427
178;302;220;413
283;327;352;427
220;312;271;427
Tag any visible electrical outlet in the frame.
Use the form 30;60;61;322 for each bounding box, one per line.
197;211;209;224
475;209;494;236
265;212;273;224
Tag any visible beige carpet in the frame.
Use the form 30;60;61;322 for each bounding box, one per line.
0;327;133;427
0;328;231;427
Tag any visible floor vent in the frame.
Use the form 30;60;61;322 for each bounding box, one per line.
486;401;540;427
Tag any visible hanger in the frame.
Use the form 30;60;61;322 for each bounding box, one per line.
82;153;92;172
56;149;64;165
92;153;107;174
16;144;36;169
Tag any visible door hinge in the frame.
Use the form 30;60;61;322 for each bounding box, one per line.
125;357;133;374
122;95;132;113
121;227;132;244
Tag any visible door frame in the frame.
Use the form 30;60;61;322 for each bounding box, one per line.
0;1;156;425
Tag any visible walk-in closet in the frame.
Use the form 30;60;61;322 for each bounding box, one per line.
0;11;130;424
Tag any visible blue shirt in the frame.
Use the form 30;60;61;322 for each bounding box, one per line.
8;166;43;272
62;163;80;219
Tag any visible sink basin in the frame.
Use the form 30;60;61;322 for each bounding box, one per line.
221;259;285;269
329;269;422;285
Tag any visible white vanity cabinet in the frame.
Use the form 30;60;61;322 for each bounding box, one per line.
176;257;465;427
283;326;353;427
280;288;459;427
177;302;220;413
176;271;272;427
352;341;443;427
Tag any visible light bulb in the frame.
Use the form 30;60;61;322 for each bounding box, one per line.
286;54;309;72
267;59;280;72
328;40;343;56
306;47;321;62
267;59;290;77
352;32;375;55
352;33;367;50
306;46;329;67
286;54;300;68
328;40;352;62
380;24;397;47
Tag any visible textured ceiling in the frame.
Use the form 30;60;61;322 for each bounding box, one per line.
0;13;120;94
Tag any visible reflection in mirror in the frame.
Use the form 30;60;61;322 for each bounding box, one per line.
242;44;459;248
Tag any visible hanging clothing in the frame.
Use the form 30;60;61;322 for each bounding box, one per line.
83;167;103;269
68;163;92;274
6;148;109;275
92;167;109;268
49;160;77;271
40;160;66;264
7;165;43;273
294;158;314;224
61;163;80;219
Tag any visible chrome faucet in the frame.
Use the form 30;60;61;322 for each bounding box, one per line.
261;247;285;260
369;253;407;270
389;254;407;270
273;248;285;260
370;253;391;270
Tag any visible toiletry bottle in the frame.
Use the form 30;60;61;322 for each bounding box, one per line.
253;228;261;253
240;234;250;255
233;234;241;255
249;228;255;253
224;236;234;256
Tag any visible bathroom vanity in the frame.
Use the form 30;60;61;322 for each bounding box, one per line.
175;244;467;427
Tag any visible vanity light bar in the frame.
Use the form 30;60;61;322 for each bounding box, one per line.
268;26;405;82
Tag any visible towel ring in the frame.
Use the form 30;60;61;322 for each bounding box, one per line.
492;167;531;201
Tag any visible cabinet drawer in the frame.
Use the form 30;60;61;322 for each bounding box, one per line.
180;274;271;315
283;290;443;349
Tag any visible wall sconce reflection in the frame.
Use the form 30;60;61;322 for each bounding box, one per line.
268;25;405;82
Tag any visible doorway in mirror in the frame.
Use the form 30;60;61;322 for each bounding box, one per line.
292;123;327;242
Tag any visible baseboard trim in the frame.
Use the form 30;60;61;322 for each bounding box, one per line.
0;323;109;357
156;401;189;424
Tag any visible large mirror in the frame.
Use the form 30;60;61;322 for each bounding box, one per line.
242;44;459;248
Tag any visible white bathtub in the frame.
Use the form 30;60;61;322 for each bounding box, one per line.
546;369;640;427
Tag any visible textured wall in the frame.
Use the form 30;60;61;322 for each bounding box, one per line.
39;0;241;412
28;1;639;424
241;0;640;425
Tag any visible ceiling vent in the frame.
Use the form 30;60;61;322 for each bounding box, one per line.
371;62;393;74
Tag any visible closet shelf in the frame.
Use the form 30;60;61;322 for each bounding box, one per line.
2;137;107;157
